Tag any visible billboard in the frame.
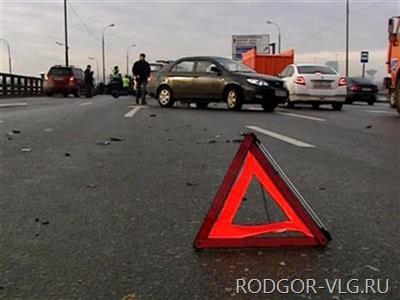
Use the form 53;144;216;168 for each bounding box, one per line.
232;34;270;61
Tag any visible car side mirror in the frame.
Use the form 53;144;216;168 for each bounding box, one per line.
210;66;221;75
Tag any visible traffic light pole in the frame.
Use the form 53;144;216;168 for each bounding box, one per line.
64;0;69;67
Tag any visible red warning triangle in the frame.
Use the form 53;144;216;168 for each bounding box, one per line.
194;133;331;249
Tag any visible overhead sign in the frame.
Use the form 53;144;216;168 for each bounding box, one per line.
360;51;369;63
232;34;270;61
194;133;331;249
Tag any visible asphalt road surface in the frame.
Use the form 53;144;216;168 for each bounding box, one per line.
1;95;399;300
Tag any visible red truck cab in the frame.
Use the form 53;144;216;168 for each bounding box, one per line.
386;16;400;113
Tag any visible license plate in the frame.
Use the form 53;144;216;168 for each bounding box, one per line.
362;88;372;91
53;77;64;81
275;90;287;97
313;82;331;89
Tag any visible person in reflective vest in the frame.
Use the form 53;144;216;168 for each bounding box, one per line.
122;75;130;95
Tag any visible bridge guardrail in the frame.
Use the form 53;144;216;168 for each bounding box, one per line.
0;73;43;98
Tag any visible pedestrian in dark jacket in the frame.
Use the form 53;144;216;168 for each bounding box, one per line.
84;65;94;98
132;53;151;105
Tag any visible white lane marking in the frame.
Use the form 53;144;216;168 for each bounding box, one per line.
246;125;315;148
0;102;28;108
366;110;393;114
79;101;93;106
124;106;147;118
277;111;326;122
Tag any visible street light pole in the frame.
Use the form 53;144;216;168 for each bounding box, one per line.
345;0;349;77
102;24;115;83
88;57;100;83
126;44;136;76
0;39;12;74
64;0;69;67
266;20;281;54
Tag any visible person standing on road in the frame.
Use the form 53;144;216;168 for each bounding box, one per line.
132;53;151;105
123;75;130;96
84;65;94;98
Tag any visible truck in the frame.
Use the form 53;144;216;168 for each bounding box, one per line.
386;16;400;113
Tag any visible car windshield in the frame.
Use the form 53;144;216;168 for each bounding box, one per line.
49;67;73;76
214;57;255;73
297;65;337;75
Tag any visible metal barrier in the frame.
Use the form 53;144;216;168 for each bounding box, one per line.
0;73;43;98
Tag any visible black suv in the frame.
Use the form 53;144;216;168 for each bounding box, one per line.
44;65;86;97
148;56;288;111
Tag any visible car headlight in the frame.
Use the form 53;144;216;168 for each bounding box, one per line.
246;78;269;86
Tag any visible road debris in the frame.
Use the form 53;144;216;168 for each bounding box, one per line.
21;148;32;152
149;114;157;117
208;139;216;144
232;139;243;143
365;125;372;129
97;141;111;146
65;153;71;157
41;221;50;225
121;293;137;300
12;129;21;134
110;137;124;142
186;181;199;186
86;184;98;189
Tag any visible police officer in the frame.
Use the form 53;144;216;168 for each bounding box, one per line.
132;53;151;105
122;75;130;96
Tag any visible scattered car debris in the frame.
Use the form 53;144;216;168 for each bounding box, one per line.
65;153;71;157
110;137;124;142
34;218;39;222
225;140;231;143
232;139;243;143
208;139;216;144
86;184;98;189
12;129;21;134
365;125;372;129
41;221;49;225
196;140;205;144
21;148;32;152
318;186;326;191
186;181;199;186
149;114;157;117
97;141;111;146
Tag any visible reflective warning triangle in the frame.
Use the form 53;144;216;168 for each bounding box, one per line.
194;133;331;249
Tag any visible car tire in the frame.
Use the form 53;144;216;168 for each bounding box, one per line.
196;102;209;109
312;103;320;109
332;103;343;111
158;86;174;107
225;87;243;111
63;93;69;98
285;99;294;108
261;101;278;112
45;92;53;97
74;87;81;98
367;99;375;106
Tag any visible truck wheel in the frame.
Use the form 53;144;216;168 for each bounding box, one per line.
332;103;343;111
225;87;243;111
158;86;174;107
261;101;278;112
394;82;400;114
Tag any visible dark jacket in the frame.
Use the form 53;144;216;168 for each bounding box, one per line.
84;69;94;84
132;60;151;82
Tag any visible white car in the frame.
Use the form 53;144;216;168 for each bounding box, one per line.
279;64;347;110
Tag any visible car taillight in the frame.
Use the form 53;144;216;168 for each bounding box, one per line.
339;77;347;86
69;76;76;83
294;76;306;85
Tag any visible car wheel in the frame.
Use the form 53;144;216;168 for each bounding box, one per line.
63;93;69;98
367;99;375;106
158;86;174;107
394;82;400;114
261;101;278;112
389;89;396;108
312;103;320;109
285;99;294;108
332;103;343;111
195;102;209;109
45;92;53;97
74;87;81;98
225;87;243;111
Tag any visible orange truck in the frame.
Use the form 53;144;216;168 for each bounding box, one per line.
386;16;400;113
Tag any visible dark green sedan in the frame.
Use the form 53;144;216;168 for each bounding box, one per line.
148;56;289;111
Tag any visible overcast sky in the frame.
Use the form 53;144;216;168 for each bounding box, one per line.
1;0;399;79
